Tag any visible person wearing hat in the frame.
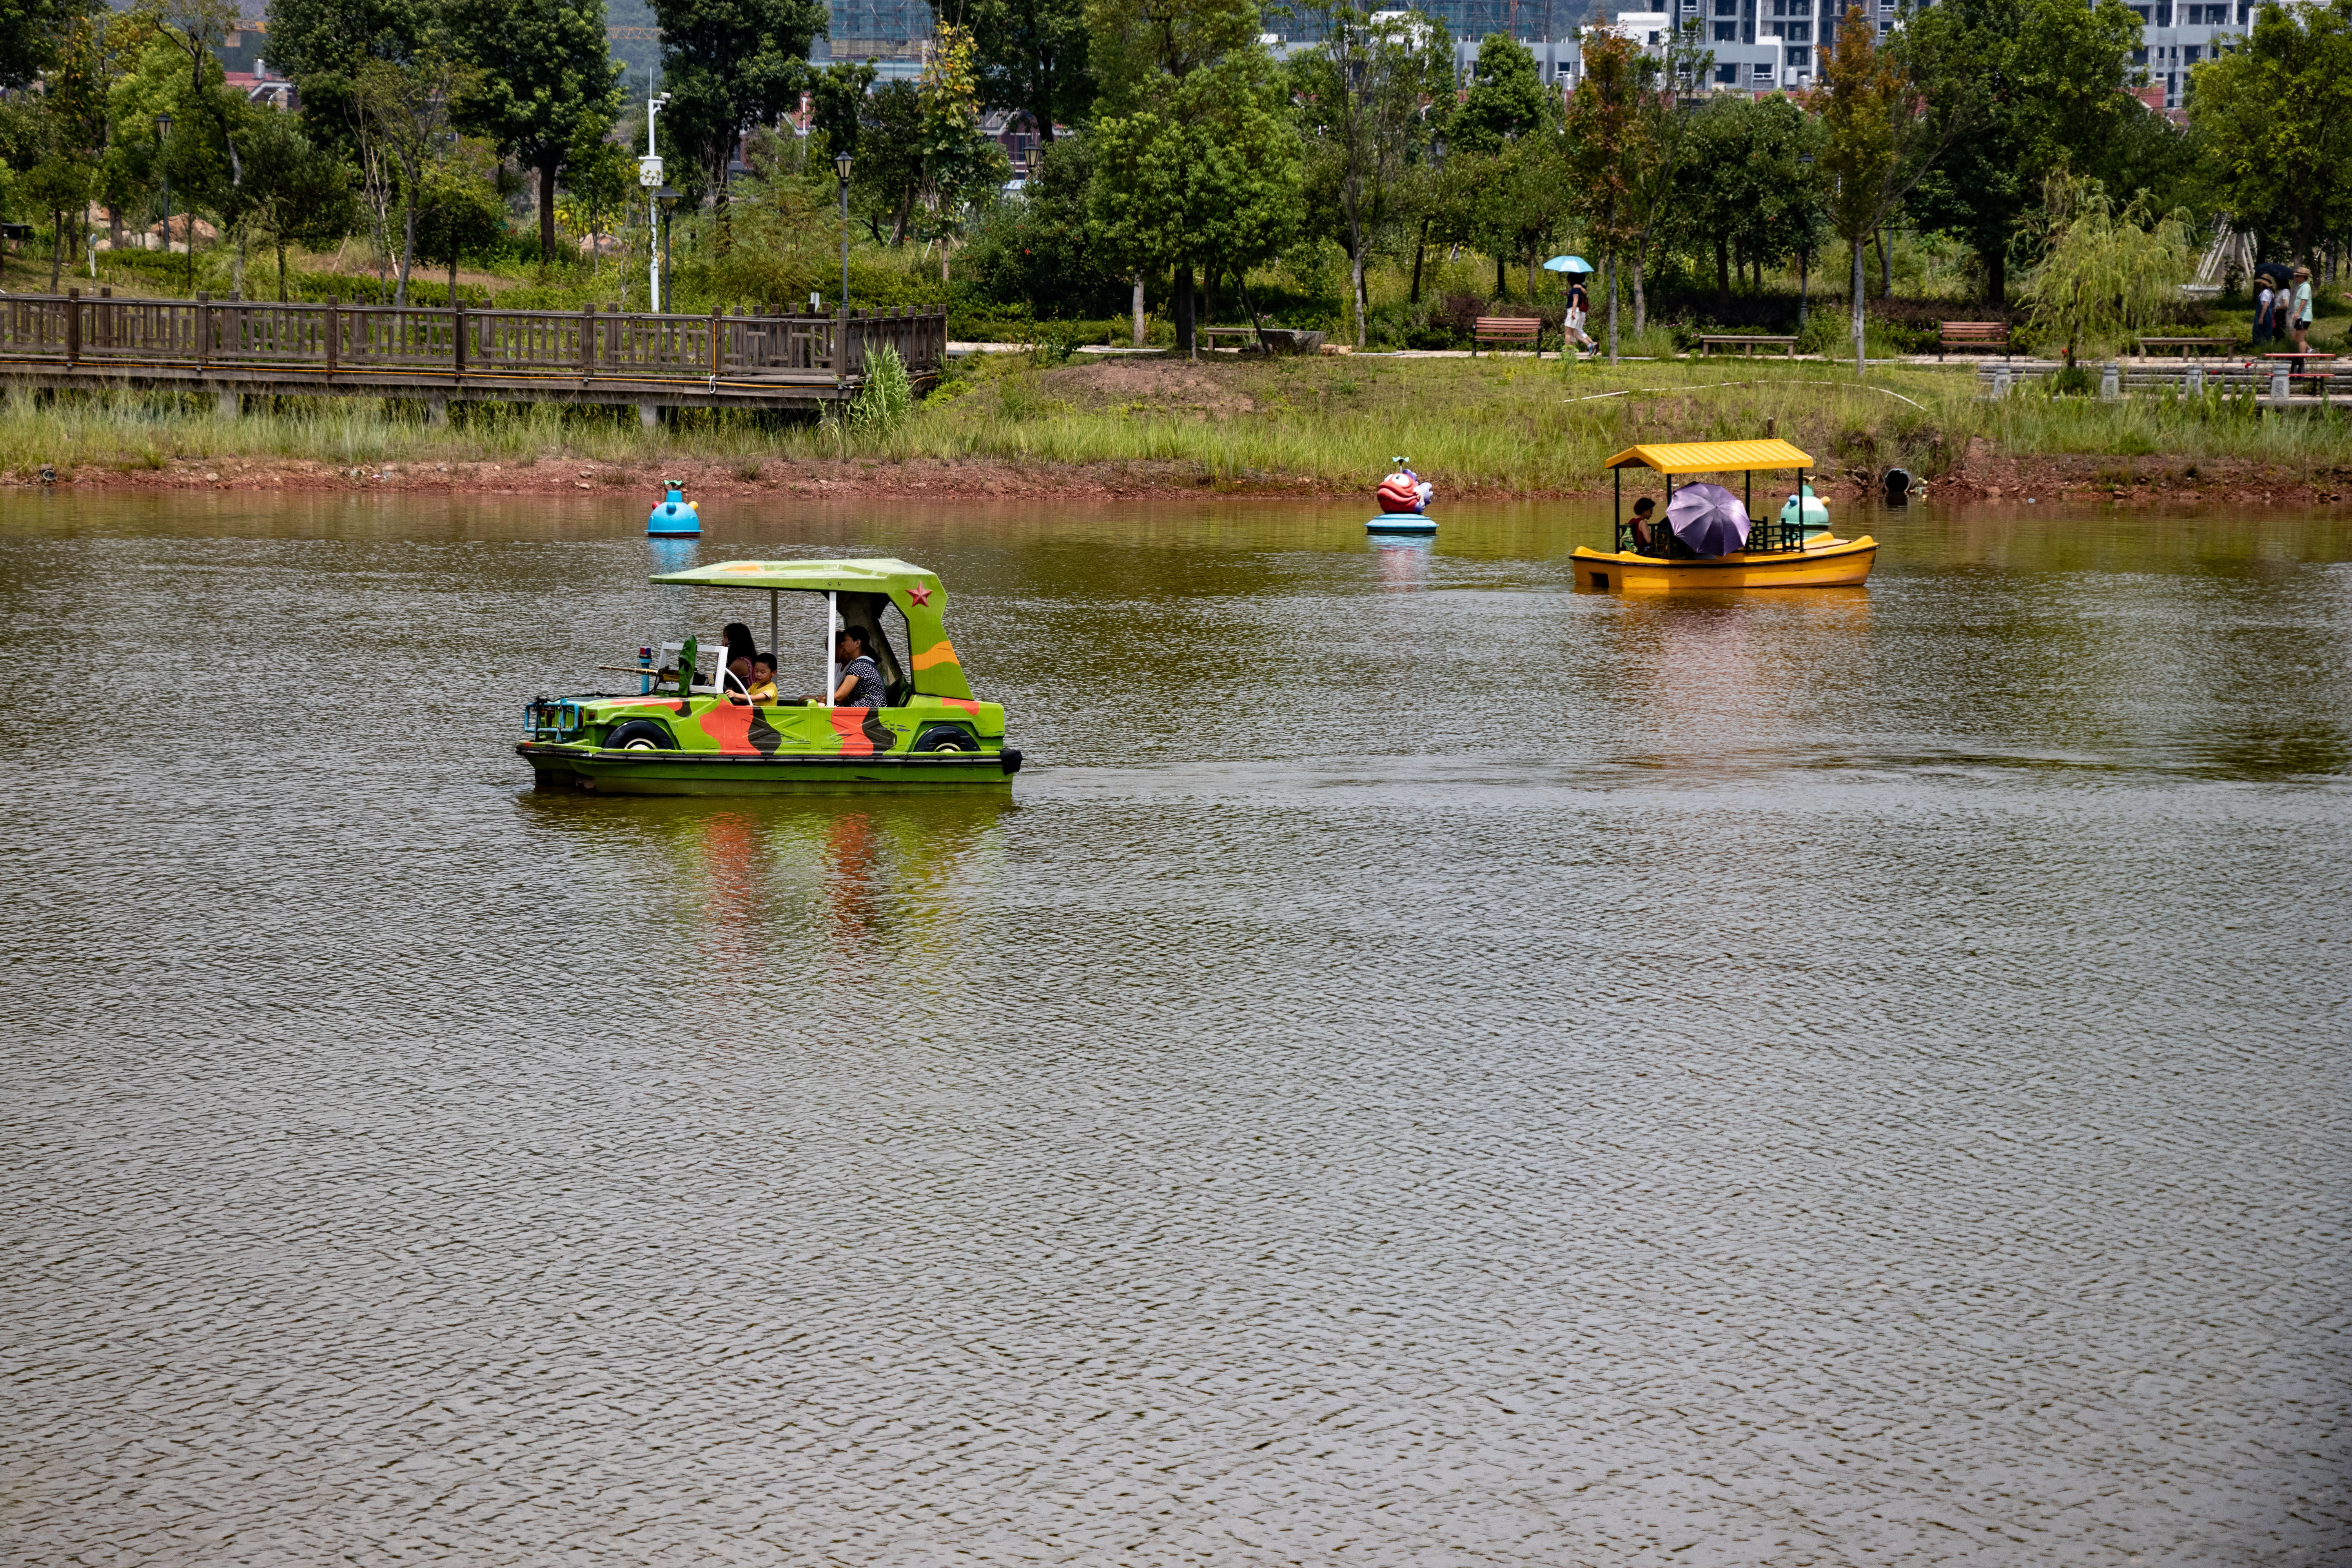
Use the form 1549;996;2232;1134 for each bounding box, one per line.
2288;266;2314;354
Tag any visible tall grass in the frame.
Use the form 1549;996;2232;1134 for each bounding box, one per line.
3;357;2343;489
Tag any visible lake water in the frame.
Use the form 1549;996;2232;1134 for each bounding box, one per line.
2;490;2347;1567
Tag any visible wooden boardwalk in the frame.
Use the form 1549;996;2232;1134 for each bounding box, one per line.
0;290;947;421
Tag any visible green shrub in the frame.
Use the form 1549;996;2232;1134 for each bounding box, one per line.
849;344;913;434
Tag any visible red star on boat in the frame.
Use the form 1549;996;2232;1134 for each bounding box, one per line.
907;583;932;606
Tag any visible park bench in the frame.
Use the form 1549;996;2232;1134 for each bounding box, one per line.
1198;326;1258;350
2138;336;2238;357
1938;321;2010;358
1471;316;1545;356
1696;334;1797;358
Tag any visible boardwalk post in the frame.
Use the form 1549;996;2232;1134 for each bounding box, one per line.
453;299;466;379
325;297;338;376
710;306;722;376
580;302;595;376
64;289;79;367
196;292;211;370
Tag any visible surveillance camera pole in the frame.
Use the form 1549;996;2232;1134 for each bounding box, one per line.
641;94;670;312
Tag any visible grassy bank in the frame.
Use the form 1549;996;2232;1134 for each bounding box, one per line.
4;355;2347;494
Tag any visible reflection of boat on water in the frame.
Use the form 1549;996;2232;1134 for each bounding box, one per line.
1572;439;1876;592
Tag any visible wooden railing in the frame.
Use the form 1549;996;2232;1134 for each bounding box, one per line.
0;290;947;383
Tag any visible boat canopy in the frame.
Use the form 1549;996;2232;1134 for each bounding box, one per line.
649;557;938;594
648;556;972;701
1604;439;1814;475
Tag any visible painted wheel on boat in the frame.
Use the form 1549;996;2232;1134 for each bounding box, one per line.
604;719;677;751
913;723;978;753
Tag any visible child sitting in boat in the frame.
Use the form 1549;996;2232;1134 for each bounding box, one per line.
1376;458;1434;515
742;653;779;704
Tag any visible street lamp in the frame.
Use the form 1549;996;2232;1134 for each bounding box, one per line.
656;185;679;315
835;152;852;318
154;114;175;290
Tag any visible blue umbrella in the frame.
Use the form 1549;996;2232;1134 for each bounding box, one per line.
1543;255;1593;274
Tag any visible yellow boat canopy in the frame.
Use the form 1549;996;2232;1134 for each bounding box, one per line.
1604;439;1813;475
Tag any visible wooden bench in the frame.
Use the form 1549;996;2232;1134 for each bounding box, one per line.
2138;336;2238;357
1938;321;2010;358
1471;316;1544;356
1697;334;1797;358
1198;326;1259;349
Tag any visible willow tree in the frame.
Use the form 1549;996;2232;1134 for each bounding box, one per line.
2022;174;2195;367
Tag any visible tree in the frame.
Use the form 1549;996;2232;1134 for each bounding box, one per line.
1904;0;2143;305
910;23;1011;277
2189;0;2352;270
1619;17;1711;331
1292;6;1453;346
851;78;924;242
1084;0;1295;353
444;0;621;260
351;49;479;302
0;0;89;90
809;56;875;160
1087;50;1298;352
652;0;828;237
2022;172;2195;365
238;110;358;297
1448;29;1552;154
259;0;436;157
1562;22;1643;359
1815;3;1962;373
1678;93;1824;308
965;0;1093;144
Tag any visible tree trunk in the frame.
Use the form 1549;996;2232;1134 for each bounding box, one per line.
1496;252;1506;300
1850;239;1865;375
1876;228;1891;296
1409;219;1428;304
1631;251;1646;335
1984;243;2005;308
1715;234;1729;309
277;234;288;301
396;185;417;307
107;205;123;248
540;159;559;263
1352;249;1368;348
1174;262;1195;356
1132;273;1145;346
1607;252;1619;363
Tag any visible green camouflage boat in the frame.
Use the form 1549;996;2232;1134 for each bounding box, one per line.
517;557;1022;795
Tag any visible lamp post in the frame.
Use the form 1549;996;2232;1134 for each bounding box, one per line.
154;114;174;289
835;151;851;387
656;186;679;314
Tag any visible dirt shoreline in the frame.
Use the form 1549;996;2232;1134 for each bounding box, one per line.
12;449;2348;505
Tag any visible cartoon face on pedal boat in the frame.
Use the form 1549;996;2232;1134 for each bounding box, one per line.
517;557;1022;794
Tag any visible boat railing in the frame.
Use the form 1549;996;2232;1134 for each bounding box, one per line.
1615;517;1811;556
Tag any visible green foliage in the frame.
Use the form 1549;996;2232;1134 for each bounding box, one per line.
957;134;1127;314
1290;7;1455;344
1905;0;2148;304
2022;172;2197;365
1448;32;1553;155
651;0;827;201
2189;0;2352;266
0;0;89;89
443;0;620;255
1087;43;1299;341
1084;0;1263;111
966;0;1093;141
1677;94;1827;299
849;342;913;433
258;0;437;158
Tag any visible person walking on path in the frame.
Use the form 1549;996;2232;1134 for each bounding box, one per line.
2252;277;2275;346
1565;278;1598;358
2288;267;2314;354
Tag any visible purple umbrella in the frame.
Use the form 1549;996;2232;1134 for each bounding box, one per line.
1666;482;1752;557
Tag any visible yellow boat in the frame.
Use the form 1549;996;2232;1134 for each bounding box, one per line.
1570;438;1876;592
